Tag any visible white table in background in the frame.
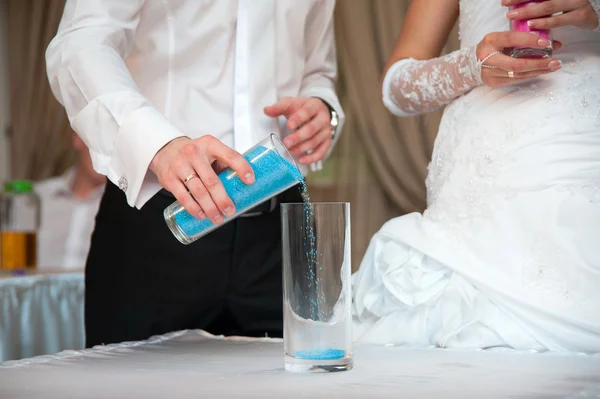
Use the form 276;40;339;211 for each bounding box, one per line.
1;329;599;398
0;271;84;362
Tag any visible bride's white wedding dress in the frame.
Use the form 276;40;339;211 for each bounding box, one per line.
352;1;600;352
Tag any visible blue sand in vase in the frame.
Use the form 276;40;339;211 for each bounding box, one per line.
173;145;302;238
294;349;346;360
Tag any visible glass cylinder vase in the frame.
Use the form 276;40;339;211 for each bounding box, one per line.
281;202;352;373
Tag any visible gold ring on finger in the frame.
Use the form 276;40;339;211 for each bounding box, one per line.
184;173;198;187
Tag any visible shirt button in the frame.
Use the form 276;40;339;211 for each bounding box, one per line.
118;177;128;192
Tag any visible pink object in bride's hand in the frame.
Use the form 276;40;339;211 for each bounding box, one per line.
510;0;553;58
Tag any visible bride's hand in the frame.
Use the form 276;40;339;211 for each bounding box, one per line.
503;0;600;30
476;31;563;88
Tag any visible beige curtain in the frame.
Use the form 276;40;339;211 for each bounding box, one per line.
7;0;458;270
308;0;459;271
7;0;73;181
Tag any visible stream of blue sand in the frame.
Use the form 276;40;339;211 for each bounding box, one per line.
173;144;345;361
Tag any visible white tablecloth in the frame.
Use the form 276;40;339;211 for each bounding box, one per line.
0;272;85;362
1;330;599;398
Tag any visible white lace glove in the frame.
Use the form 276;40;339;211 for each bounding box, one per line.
382;46;483;117
590;0;600;31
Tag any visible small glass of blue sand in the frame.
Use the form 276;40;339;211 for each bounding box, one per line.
164;134;303;244
281;202;353;372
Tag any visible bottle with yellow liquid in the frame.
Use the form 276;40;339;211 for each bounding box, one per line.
0;180;40;271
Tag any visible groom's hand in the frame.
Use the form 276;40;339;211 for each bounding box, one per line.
264;97;332;165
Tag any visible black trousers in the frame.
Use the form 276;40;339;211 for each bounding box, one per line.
85;181;303;348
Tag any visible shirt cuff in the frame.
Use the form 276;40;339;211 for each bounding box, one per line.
108;106;185;209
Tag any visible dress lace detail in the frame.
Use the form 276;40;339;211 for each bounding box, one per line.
382;46;483;117
557;169;600;204
422;96;524;237
423;54;600;235
522;236;594;309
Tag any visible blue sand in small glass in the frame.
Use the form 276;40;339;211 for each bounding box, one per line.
294;349;346;360
173;145;302;238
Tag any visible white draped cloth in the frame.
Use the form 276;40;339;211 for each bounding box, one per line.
0;273;84;361
1;330;599;398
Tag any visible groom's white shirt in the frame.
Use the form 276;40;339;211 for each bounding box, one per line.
46;0;344;208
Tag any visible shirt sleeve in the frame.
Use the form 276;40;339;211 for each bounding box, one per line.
45;0;185;209
299;0;345;161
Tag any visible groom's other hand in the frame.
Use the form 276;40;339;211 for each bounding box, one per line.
264;97;332;165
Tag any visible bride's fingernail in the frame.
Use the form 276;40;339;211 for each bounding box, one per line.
549;60;562;69
506;10;518;18
538;38;551;47
527;20;535;27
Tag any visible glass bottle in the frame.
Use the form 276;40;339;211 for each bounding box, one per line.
0;180;40;271
510;0;553;59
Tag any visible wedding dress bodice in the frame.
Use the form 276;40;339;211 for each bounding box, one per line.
425;2;600;223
